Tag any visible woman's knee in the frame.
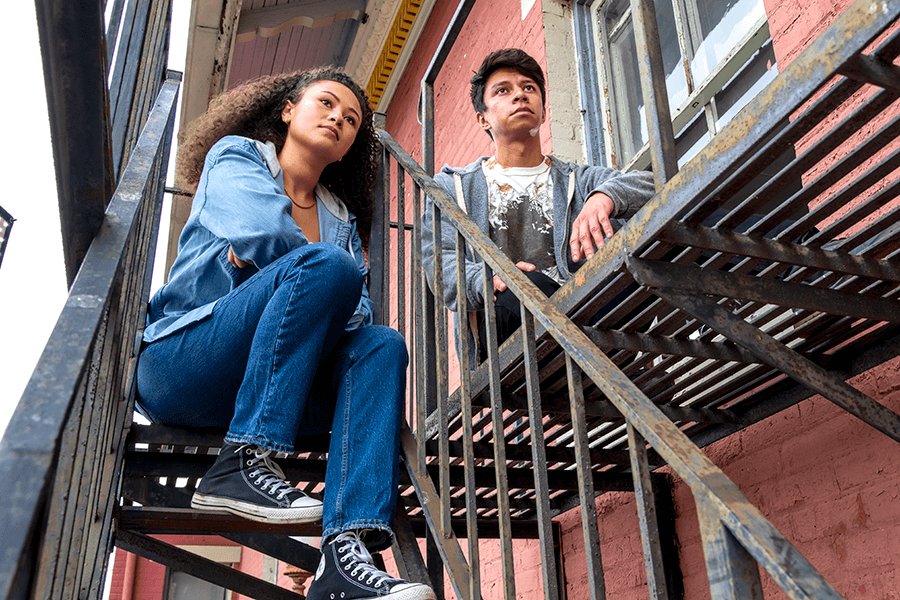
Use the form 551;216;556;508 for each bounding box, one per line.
358;325;409;366
284;244;362;301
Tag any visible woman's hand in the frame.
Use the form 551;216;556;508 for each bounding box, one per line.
228;247;251;268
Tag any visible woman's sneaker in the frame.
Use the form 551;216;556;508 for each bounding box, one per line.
306;531;436;600
191;441;322;524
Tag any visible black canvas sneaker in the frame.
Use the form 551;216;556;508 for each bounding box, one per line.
191;441;322;524
306;531;436;600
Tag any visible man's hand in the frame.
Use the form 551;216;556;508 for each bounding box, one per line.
228;246;250;269
570;192;615;262
492;261;535;297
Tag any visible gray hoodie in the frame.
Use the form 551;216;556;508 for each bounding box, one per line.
421;155;655;366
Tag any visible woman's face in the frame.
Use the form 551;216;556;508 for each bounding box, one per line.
281;80;362;163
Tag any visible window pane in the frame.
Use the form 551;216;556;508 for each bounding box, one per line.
689;0;766;81
609;21;646;162
714;39;778;129
604;0;687;165
167;571;227;600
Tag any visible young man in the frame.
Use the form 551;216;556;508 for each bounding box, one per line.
422;48;656;367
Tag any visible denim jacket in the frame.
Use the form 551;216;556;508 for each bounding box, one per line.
143;135;373;343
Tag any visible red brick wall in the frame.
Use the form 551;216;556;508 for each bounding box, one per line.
383;0;551;391
385;0;550;170
556;357;900;599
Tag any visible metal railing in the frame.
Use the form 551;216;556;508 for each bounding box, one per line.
0;1;179;597
0;70;179;600
370;0;900;598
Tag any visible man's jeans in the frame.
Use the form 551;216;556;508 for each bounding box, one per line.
136;244;407;548
476;270;560;362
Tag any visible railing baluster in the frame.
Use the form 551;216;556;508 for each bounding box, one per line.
430;205;452;539
383;146;392;317
413;180;427;465
696;499;764;599
482;264;516;599
397;165;406;340
456;230;482;600
565;355;607;600
521;307;559;600
627;423;670;600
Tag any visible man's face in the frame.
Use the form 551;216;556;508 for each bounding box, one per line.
477;67;544;141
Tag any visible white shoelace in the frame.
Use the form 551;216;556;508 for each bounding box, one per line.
238;445;298;501
335;531;397;587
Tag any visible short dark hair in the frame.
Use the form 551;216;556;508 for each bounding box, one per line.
470;48;546;114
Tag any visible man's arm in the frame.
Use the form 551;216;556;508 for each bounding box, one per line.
569;166;656;261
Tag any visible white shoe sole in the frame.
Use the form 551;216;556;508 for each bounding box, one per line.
191;492;323;524
380;585;437;600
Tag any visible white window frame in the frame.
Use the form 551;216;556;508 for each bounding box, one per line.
586;0;773;172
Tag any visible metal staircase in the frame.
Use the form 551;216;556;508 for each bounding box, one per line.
1;0;899;598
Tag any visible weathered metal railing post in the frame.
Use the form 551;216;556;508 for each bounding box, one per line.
0;69;181;600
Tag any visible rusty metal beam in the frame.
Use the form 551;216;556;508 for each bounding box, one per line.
627;257;900;324
696;501;764;600
837;53;900;93
567;357;607;600
399;424;473;600
659;222;900;283
628;424;670;600
522;309;560;600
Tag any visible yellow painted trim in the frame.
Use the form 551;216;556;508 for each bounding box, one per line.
366;0;424;107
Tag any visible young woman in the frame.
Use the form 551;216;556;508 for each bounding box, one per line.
136;68;434;600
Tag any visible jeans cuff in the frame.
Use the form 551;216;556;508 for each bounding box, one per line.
224;433;293;454
322;521;394;553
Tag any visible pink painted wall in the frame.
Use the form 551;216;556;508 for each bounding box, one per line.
762;0;857;69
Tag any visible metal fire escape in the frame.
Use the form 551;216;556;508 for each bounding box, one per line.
1;0;899;599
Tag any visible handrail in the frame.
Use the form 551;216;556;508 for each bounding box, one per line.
0;71;181;600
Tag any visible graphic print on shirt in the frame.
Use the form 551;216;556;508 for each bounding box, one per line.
483;156;563;285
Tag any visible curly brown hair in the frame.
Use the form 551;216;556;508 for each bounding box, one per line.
176;67;381;248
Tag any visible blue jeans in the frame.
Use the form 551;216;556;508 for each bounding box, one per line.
136;244;407;548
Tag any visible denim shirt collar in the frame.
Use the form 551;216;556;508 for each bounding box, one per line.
255;140;350;224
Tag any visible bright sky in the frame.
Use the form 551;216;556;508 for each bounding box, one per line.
0;3;189;437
